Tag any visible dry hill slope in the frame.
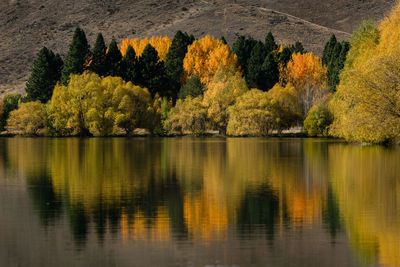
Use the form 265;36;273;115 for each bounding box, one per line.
0;0;394;94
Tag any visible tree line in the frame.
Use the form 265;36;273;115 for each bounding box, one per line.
1;26;355;138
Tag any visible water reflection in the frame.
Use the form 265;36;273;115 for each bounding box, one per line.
1;137;400;266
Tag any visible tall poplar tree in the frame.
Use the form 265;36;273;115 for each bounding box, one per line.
61;27;90;85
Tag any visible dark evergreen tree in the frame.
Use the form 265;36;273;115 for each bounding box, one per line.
165;31;195;99
232;35;257;77
262;53;279;91
279;47;292;66
61;27;90;85
122;45;138;83
178;75;203;99
328;41;350;92
246;41;268;89
264;32;278;53
106;39;122;77
25;47;63;103
138;44;166;96
88;33;107;76
292;41;305;54
220;36;227;45
322;34;337;66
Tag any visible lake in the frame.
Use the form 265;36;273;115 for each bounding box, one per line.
0;137;399;266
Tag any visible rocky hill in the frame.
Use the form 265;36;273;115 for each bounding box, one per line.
0;0;395;94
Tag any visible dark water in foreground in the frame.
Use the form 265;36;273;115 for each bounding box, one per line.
0;137;399;267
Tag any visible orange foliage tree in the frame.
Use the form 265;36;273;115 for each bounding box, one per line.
120;36;172;61
183;35;239;85
284;52;329;116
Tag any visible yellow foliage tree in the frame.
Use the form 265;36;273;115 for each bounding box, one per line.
203;67;248;133
49;72;153;136
227;89;278;136
285;52;329;116
183;35;239;84
163;96;208;135
6;101;46;135
120;36;172;61
330;17;400;144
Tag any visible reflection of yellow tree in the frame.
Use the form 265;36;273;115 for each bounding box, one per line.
329;145;400;266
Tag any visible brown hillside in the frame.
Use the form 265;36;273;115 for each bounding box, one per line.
0;0;394;94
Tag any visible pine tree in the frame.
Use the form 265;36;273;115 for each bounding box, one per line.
165;31;195;99
138;44;166;96
246;41;268;89
279;47;292;66
322;34;337;66
106;39;122;77
88;33;107;76
25;47;63;103
60;27;90;85
264;32;278;53
178;75;203;99
220;36;227;45
262;53;279;91
232;35;257;77
122;45;138;83
292;41;305;54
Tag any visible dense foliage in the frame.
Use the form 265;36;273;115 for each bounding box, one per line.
7;14;399;143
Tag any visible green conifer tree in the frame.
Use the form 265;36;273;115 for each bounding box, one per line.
106;39;122;77
322;34;337;66
165;31;195;99
138;44;166;96
220;36;228;45
279;47;293;66
262;53;279;91
246;41;268;89
264;32;278;53
232;35;257;77
122;45;138;83
25;47;63;103
178;75;203;99
88;33;107;76
60;27;90;85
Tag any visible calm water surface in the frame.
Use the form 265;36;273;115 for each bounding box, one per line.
0;137;399;266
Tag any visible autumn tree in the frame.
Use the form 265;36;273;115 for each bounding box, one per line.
6;102;46;135
61;27;91;85
304;101;333;137
49;72;153;136
203;67;248;134
0;93;21;131
25;47;63;103
163;96;208;135
120;36;172;61
87;33;107;76
183;35;239;84
165;31;195;98
330;17;400;144
227;89;278;136
284;52;329;116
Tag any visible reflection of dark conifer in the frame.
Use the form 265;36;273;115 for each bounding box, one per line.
67;203;89;247
26;172;63;227
322;186;341;241
92;197;107;242
236;185;280;241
